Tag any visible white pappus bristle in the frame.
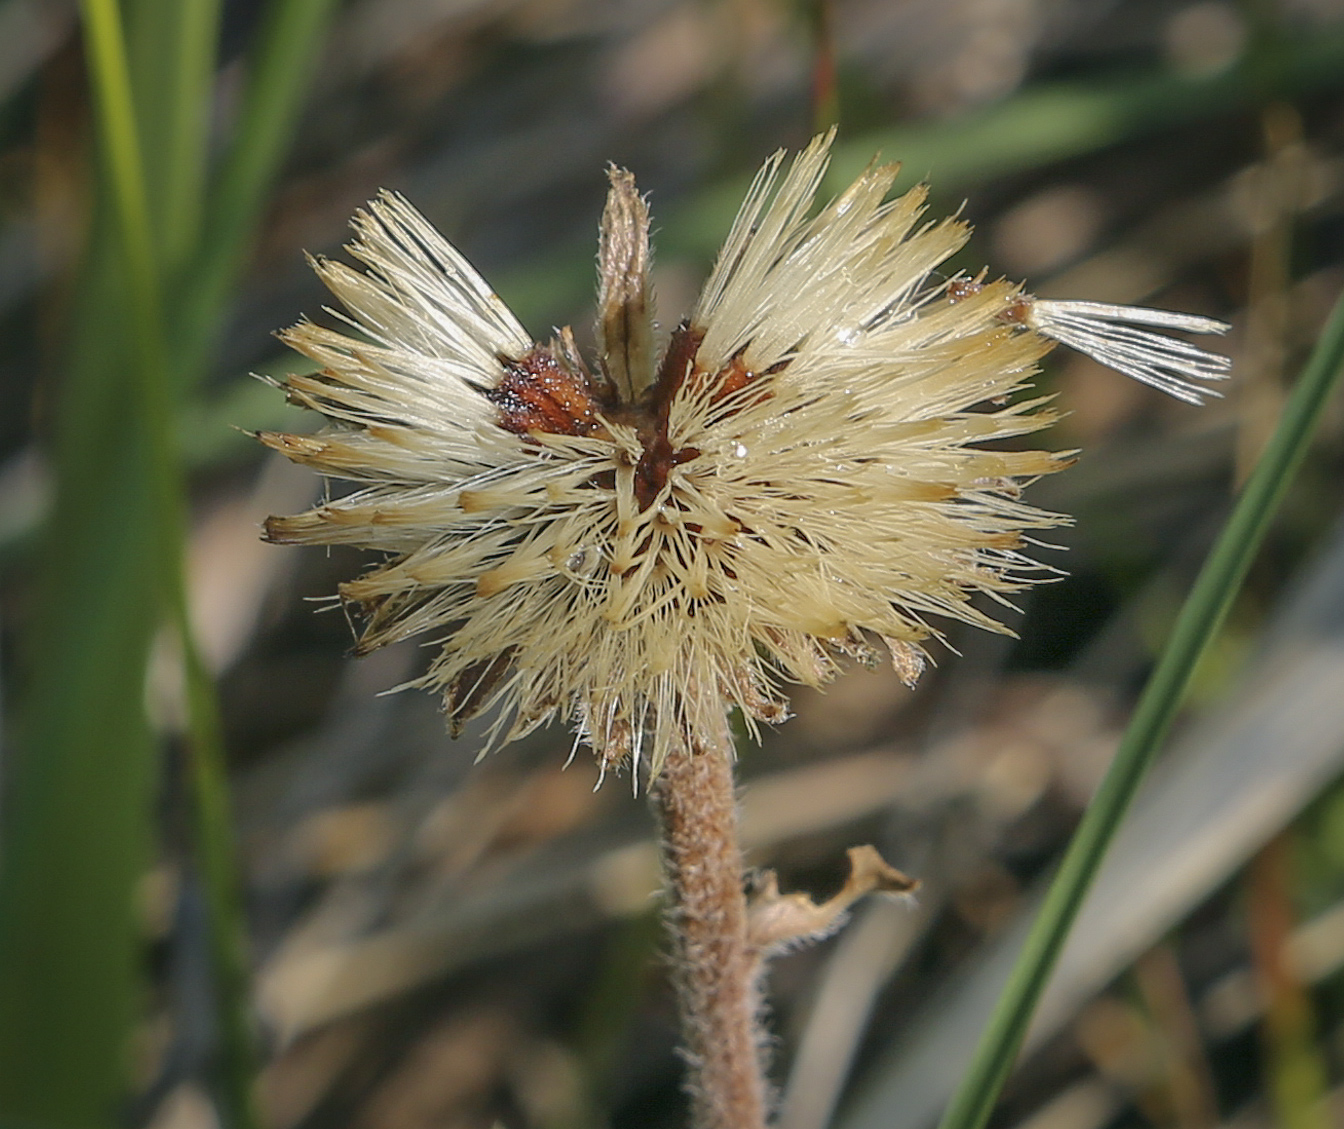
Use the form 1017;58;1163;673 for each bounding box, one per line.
1025;298;1232;405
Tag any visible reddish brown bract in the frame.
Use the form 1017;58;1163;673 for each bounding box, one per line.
488;346;611;437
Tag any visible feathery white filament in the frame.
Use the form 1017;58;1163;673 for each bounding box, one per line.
1026;299;1231;405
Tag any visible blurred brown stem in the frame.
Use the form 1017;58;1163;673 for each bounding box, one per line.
1236;101;1303;483
808;0;838;134
652;711;769;1129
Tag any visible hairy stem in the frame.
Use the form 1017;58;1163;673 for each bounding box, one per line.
652;711;769;1129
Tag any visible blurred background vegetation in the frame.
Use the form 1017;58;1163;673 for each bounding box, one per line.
2;1;1344;1128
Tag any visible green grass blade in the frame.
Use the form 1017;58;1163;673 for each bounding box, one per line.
77;4;263;1125
0;0;178;1122
180;639;260;1129
121;1;264;1121
937;290;1344;1129
125;0;223;275
78;0;167;379
175;0;340;373
0;468;160;1128
85;2;338;1121
0;2;258;1125
142;5;344;1105
2;0;338;1122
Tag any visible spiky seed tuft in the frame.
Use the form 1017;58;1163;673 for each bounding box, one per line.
262;133;1229;779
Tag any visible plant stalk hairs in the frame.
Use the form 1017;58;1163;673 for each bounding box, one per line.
260;131;1228;1128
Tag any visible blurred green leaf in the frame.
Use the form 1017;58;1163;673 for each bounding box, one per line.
0;0;336;1124
176;0;341;379
0;0;176;1113
125;0;221;276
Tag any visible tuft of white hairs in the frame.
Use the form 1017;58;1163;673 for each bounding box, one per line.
1024;299;1231;405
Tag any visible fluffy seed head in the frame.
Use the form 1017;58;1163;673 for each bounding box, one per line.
261;131;1229;777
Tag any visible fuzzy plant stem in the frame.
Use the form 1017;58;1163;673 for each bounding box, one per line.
651;710;770;1129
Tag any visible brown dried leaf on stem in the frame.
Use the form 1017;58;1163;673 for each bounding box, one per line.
651;693;917;1129
749;845;918;953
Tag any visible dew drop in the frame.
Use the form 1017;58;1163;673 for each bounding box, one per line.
565;545;601;578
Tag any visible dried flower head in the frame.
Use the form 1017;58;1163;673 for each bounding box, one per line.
261;131;1229;776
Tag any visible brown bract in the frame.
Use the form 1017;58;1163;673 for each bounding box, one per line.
488;346;611;439
476;309;778;526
